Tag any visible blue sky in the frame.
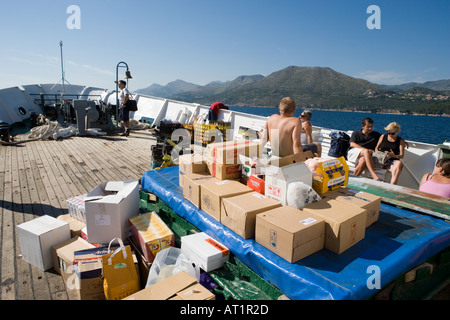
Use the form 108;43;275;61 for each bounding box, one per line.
0;0;448;91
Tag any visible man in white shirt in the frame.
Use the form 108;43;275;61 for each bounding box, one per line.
115;80;131;136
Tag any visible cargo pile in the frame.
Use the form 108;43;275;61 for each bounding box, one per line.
16;139;381;301
179;140;381;263
16;179;223;300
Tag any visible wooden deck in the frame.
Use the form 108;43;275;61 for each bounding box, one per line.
0;129;158;300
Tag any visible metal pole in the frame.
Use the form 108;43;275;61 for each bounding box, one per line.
60;41;65;96
115;61;130;127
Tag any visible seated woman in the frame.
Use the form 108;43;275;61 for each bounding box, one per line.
419;158;450;198
299;110;322;157
374;122;407;184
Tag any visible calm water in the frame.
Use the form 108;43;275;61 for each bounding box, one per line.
229;106;450;145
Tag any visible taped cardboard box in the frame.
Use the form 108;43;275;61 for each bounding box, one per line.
302;199;367;254
178;153;207;187
17;215;71;271
206;140;261;165
57;214;86;238
265;162;313;205
255;206;325;263
181;232;230;272
51;236;95;278
323;187;381;227
129;212;175;263
84;180;140;244
200;180;253;221
206;161;242;180
221;192;282;239
182;172;219;208
124;271;214;300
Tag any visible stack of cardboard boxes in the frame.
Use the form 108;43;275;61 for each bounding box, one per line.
179;140;381;264
17;177;218;300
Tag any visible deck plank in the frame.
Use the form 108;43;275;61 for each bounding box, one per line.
0;129;157;300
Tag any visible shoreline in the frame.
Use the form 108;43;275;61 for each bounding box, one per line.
238;105;450;117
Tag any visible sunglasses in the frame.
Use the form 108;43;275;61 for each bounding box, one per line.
388;132;397;135
300;115;306;118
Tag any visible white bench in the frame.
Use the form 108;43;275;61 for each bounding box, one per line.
312;128;390;181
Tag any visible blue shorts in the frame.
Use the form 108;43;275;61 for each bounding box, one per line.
302;143;318;154
119;107;130;122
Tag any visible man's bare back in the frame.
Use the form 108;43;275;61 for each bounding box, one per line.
265;114;303;157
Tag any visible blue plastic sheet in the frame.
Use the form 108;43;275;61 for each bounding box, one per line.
141;167;450;300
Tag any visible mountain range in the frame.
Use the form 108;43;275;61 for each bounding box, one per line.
136;66;450;115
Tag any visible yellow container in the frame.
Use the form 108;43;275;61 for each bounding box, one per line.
312;157;349;194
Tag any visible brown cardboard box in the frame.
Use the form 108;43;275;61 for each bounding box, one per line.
302;199;367;254
57;214;86;238
183;172;219;208
206;161;242;180
255;206;325;263
323;187;381;227
51;237;95;278
200;180;253;221
123;271;215;300
206;140;261;164
221;192;282;239
178;153;207;187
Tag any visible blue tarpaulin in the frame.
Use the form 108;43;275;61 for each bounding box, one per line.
141;167;450;300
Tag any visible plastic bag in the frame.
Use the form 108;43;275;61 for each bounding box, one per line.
145;247;199;288
287;181;322;209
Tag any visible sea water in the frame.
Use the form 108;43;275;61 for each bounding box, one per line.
229;106;450;145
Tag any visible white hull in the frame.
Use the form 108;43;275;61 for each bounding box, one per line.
0;83;442;190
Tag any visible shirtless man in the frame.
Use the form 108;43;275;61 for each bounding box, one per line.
260;97;303;157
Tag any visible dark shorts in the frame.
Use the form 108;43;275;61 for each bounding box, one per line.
119;107;130;122
302;143;318;154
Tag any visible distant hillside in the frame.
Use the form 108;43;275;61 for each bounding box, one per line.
383;79;450;93
135;79;200;97
136;66;450;115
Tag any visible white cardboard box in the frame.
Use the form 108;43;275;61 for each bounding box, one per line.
84;180;140;244
265;162;313;205
17;215;71;271
181;232;230;272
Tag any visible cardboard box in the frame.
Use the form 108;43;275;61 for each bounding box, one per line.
255;206;325;263
66;194;87;223
129;212;175;263
51;237;95;279
17;215;71;271
57;214;86;238
221;192;282;239
182;172;219;208
84;180;140;244
247;175;265;195
178;153;207;187
200;180;253;221
312;157;349;194
323;187;381;227
181;232;230;272
124;271;214;300
207;161;242;180
206;140;261;165
263;151;315;167
302;199;367;254
265;162;313;205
